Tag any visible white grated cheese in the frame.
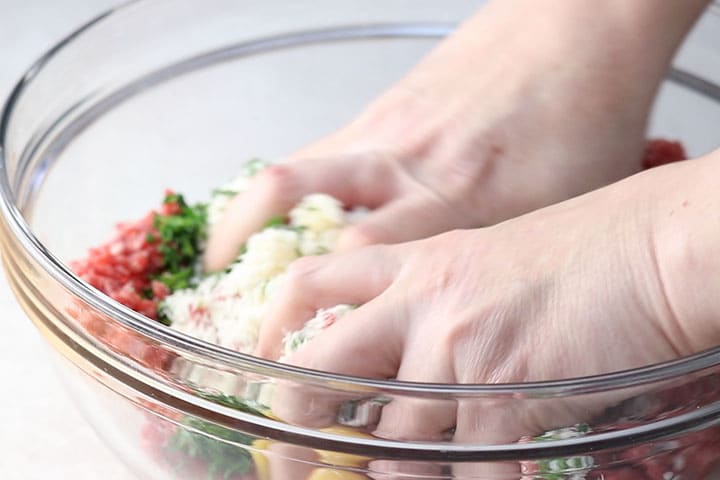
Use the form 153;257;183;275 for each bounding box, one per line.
163;161;359;355
206;158;271;225
279;304;354;361
290;194;345;256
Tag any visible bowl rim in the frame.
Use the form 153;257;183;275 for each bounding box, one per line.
2;0;720;400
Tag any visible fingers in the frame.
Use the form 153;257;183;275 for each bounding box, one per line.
367;395;454;479
270;298;403;428
204;155;394;271
373;349;458;442
255;247;396;360
285;297;403;378
450;401;524;479
264;442;373;480
336;196;465;251
367;460;444;480
265;442;317;480
454;398;527;445
451;395;584;479
373;396;457;442
367;348;457;480
451;460;520;479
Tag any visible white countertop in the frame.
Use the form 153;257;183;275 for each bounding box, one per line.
0;2;134;479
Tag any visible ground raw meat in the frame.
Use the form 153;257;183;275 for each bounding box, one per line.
71;194;179;319
642;139;686;168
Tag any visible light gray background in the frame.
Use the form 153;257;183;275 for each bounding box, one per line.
0;2;133;479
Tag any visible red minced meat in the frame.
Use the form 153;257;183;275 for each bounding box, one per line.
71;193;179;320
642;139;686;169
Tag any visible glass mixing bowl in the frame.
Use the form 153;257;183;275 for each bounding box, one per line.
2;1;720;479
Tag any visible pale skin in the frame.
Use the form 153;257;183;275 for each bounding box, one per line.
207;0;717;476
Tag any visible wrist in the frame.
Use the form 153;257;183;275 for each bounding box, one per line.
649;152;720;354
353;0;711;151
485;0;711;64
423;0;710;104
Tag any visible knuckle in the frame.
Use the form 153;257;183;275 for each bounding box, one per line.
440;317;467;352
434;267;456;291
414;264;457;298
340;223;382;248
258;164;297;197
284;256;322;287
446;141;501;187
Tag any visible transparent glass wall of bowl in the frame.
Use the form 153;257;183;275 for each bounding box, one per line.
2;1;720;479
2;0;477;215
651;2;720;156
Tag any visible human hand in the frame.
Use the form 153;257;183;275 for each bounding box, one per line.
256;153;720;448
204;0;710;271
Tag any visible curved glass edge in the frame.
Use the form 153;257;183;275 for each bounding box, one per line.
8;251;719;459
1;3;720;398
